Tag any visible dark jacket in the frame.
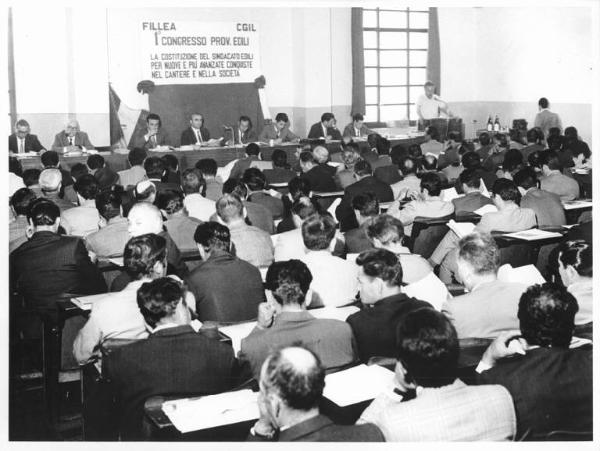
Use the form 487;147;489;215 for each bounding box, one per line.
374;164;402;185
247;191;285;220
9;133;45;153
307;122;342;141
335;176;394;232
229;155;260;181
263;167;296;185
301;164;338;193
180;126;211;146
344;225;373;254
452;191;494;215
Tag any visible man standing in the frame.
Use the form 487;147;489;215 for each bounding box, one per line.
308;113;342;140
8;119;45;154
416;81;449;121
180;112;211;147
534;97;562;139
129;113;170;150
51;119;95;151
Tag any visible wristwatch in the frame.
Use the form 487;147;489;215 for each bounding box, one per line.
250;425;276;439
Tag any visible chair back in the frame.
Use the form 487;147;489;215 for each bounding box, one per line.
409;213;455;258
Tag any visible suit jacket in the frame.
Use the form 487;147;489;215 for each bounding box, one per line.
301;164;337;192
335;168;357;190
247;191;284;220
342;123;373;138
8;133;45;153
521;188;566;226
374;164;402;185
240;311;358;380
85;216;130;258
479;345;592;439
475;204;537;233
128;130;170;150
344;225;373;254
186;250;265;322
336;176;394;232
347;293;432;362
307;122;342;140
228;155;260;181
228;221;274;267
452;191;493;215
359;379;516;441
51;131;94;150
10;231;107;308
180;126;210;146
534;109;562;138
164;215;203;252
539;171;580;201
108;325;241;440
226;127;258;145
117;165;147;189
258;124;299;142
263;167;296;185
60;199;102;237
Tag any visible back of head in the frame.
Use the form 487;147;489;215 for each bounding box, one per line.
11;188;36;216
22;169;41;187
426;126;440;142
155;189;184;215
242;167;267;191
352;192;379;217
420;172;442;197
94;167;120;190
527;150;543;169
128;147;148;167
299;151;315;166
194;221;231;253
135;180;157;202
478;132;491;146
376;136;391;155
422;155;438;171
539;149;562;171
39;168;62;192
365;214;404;247
74;174;99;200
216;194;244;223
275;112;289;123
27;198;60;227
70;162;89;182
518;283;577;348
354;159;373;177
144;156;165;179
161;154;179;172
390;145;407;166
264;260;313;306
407;144;423;159
559;240;592;278
86;154;105;171
41;150;59;168
458;232;499;276
447;131;462;143
245;142;260;157
396;308;458;388
95;187;123;221
458;168;482;189
181;168;205;195
356;248;403;287
513;167;538;190
341;148;360;167
367;133;381;149
9;156;23;176
291;196;317;220
127;202;163;236
400;156;418;175
312;146;329;164
123;233;167;279
271;149;288;168
288;177;311;200
137;277;184;329
526;128;541;144
538;97;549;109
502;148;524;173
301;213;336;251
493;177;521;205
546;135;563;151
195;158;218;177
564;126;578;140
461;151;481;170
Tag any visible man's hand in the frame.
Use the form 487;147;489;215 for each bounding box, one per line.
253;391;276;437
273;138;283;145
257;302;275;329
481;330;527;368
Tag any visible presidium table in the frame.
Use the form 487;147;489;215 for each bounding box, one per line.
16;130;426;172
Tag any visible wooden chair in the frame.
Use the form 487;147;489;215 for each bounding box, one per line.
409;213;455;259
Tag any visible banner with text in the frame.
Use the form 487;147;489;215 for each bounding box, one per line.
140;21;261;84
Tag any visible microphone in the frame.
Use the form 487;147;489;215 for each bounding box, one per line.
222;124;233;131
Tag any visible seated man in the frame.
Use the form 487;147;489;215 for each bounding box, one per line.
9;188;37;253
60;174;102;237
389;156;421;200
108;277;241;440
346;249;432;362
300;213;358;307
299;147;337;193
143;156;182;195
41;150;78;203
240;260;357;380
8;119;45;153
342;113;373;139
85;188;129;258
226;115;258;145
117;147;148;189
160;154;181;185
538;150;580;201
243;168;284;220
86;154;105;175
442;232;528;338
181;168;215;222
258;112;299;144
51;119;94;151
557;240;593;328
344;192;378;254
195;158;223;201
10;198;106;309
513;167;566;226
156;189;202;252
23;168;42;197
263;148;296;186
420;155;448;184
455;151;497;194
274;197;319;261
451;168;493;215
39;168;76;212
216;194;274;268
180;112;210;147
249;346;383;442
519;128;545;163
419;126;444;157
186;222;265;322
217;180;275;234
388;172;454;237
476;283;592;440
359;308;516;441
307;112;342;140
229;142;262;181
335;145;360;189
128;113;171;150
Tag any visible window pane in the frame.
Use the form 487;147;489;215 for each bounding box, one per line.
409;50;427;67
363;10;378;28
380;68;407;86
363;31;377;48
380;50;407;67
365;68;378;85
409;68;427;84
379;10;407;29
380;87;408;104
365;105;379;122
409;32;428;49
364;50;378;66
409;104;418;121
365;87;378;104
380;105;407;121
379;31;407;49
409;12;429;29
409;86;424;104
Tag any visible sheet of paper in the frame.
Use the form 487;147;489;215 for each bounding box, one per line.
480;181;491;198
502;229;563;240
497;264;546;286
473;204;498;216
309;306;360;322
440;187;463;202
216;158;239;182
71;292;109;311
403;272;449;311
323;364;395;407
327;197;342;219
562;200;593;210
379;201;392;211
219;322;257;355
162;389;259;433
447;220;476;238
107;257;124;267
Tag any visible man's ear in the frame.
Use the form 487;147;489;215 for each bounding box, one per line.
152;259;165;276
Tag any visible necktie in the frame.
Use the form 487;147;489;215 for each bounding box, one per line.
151;135;157;146
276;128;280;138
355;128;359;137
238;130;242;144
69;136;74;146
19;138;24;153
197;130;203;143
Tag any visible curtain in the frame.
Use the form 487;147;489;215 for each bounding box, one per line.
427;7;441;95
351;8;365;115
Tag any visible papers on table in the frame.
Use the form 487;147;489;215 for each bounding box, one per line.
309;305;360;322
497;264;546;286
447;220;476;238
216;159;239;182
473;204;498;216
313;190;345;198
219;322;257;355
323;364;395;407
162;389;259;433
562;200;593;210
178;145;196;151
379;201;392;211
71;293;108;311
440;187;463;203
502;229;563;241
13;152;39;159
403;272;449;311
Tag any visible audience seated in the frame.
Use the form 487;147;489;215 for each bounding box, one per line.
456;151;497;193
214;180;275;234
346;249;432;362
299;146;337;192
9;188;36;253
477;283;592;439
274;196;317;261
563;126;591;168
195;158;223;201
70;162;90;182
39;168;75;212
86;154;105;176
389;156;421;200
263;148;296;185
476;132;494;161
419;126;444;157
160;153;181;185
156;189;202;252
243;168;284;220
60;174;103;237
186;222;265;322
420;155;448;184
181;168;215;222
452;169;493;215
85;187;129;258
229;143;262;181
538;150;580;201
344;192;378;254
117;147;148;189
133;180;157;204
496;148;525;180
358;308;516;441
143;156;182;194
239;260;357;380
249;346;383;442
374;144;403;185
277;176;312;233
513;167;566;226
335;145;360;189
558;240;592;327
368;134;393;170
520;128;545;162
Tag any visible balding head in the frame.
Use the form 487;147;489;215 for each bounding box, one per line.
312;146;329;164
65;119;80;137
216;194;244;224
39;169;62;193
128;202;163;237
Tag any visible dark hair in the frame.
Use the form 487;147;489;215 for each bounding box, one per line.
26;198;60;226
194;221;231;252
155;189;184;215
447;131;462;142
128;147;148;167
458;168;481;189
299;151;315;164
123;233;167;279
458;232;499;275
291;196;317;220
424;81;435;87
15;119;30;128
407;144;423;159
195;158;218;176
559;240;592;278
513;167;538;190
245;142;261;157
22;169;41;187
538;97;549;109
242;167;267;191
365;214;404;245
264;260;313;306
137;277;184;329
352;192;379;217
86;154;105;170
352;113;364;122
95;188;123;221
367;133;381;149
526;128;541;144
518;283;577;348
181;168;206;195
478;132;491;146
390;145;407;166
422;155;438;171
420;172;442;197
275;113;289;123
239;115;252;128
539;150;562;171
425;126;440;142
288;177;311;200
41;150;59;168
144;156;165;179
9;157;23;176
74;174;99;200
70;162;89;181
400;156;418;175
492;178;521;205
321;112;334;123
502;148;524;173
301;213;336;251
135;181;156;201
546;135;563;151
528;150;543;169
146;113;162;125
564;127;578;140
222;180;248;200
216;194;244;222
161;154;179;172
461;151;481;170
262;347;324;411
271;149;289;169
11;188;36;216
396;308;458;388
356;248;403;286
354;159;372;177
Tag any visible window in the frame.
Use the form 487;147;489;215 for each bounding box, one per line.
363;8;430;123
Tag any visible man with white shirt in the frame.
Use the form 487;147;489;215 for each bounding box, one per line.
60;174;103;237
390;156;422;200
8;119;45;154
274;196;317;261
180;112;211;147
181;168;215;222
416;81;449;121
342;113;373;139
129;113;171;150
307;112;342;141
538;150;580;201
51;119;94;151
117;147;148;189
300;213;358;307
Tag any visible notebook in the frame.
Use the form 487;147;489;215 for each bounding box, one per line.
502;229;563;241
447;220;476;238
323;364;395;407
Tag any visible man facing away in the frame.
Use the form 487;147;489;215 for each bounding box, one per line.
533;97;562;139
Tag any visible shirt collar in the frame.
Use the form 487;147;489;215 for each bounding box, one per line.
151;322;180;333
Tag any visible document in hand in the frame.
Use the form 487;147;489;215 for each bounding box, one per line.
440;187;463;202
473;204;498;216
219;322;257;355
323;364;395;407
71;293;109;311
562;200;593;210
162;389;259;433
497;264;546;286
447;220;476;238
403;272;449;311
502;229;563;241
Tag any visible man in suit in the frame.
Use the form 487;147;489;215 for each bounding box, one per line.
118;147;148;189
226;115;258;145
344;192;378;254
299;147;337;193
258;112;299;143
239;260;357;380
389;156;421;199
248;346;383;442
452;168;494;215
107;277;242;440
477;283;592;440
336;160;394;232
180;112;211;147
8;119;45;154
342;113;373;139
358;308;516;441
520;128;545;163
186;222;265;322
38;168;76;212
243;168;284;220
229;142;262;181
534;97;562;139
156;189;202;253
128;113;171;150
513;167;566;226
181;168;215;222
538;150;580;201
442;232;528;338
195;158;223;201
60;174;102;237
10;198;106;310
273;197;318;261
51;119;95;151
346;249;432;362
85;188;129;259
307;112;342;140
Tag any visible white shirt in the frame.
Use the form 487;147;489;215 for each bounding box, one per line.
60;199;103;237
192;127;203;144
18;137;25;153
183;193;216;222
301;250;359;307
416;94;447;120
